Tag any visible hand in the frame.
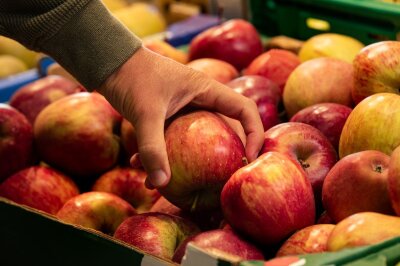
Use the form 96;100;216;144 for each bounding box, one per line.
98;46;264;188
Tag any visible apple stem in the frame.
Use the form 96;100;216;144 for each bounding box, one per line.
191;193;199;213
298;159;310;169
375;165;383;173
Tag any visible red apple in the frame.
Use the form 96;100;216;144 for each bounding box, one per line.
149;196;224;231
189;19;263;70
323;150;394;222
34;92;122;179
244;49;301;93
283;58;354;118
290;103;352;151
9;75;85;124
276;224;335;257
261;122;337;207
387;145;400;216
158;110;246;212
339;93;400;158
172;229;264;263
0;104;34;182
186;58;239;84
227;75;281;131
221;152;315;246
352;41;400;104
0;166;79;215
114;212;200;261
57;191;136;235
92;167;160;213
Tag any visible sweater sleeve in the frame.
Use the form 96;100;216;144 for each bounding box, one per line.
0;0;142;90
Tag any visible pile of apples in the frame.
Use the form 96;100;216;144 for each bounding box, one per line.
1;18;400;264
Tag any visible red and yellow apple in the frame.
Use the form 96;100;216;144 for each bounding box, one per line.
92;167;160;213
388;145;400;215
0;166;79;215
57;191;136;235
0;104;34;182
186;58;238;84
158;111;246;212
221;152;315;246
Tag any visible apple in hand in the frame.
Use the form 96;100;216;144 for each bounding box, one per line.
283;58;354;118
92;167;160;213
276;224;335;257
114;212;200;261
261;122;337;207
323;150;394;222
9;75;85;124
339;93;400;158
172;228;264;263
352;41;400;104
388;145;400;215
158;110;246;212
244;49;301;93
0;166;79;215
0;104;34;182
34;92;122;179
290;103;352;150
186;58;239;84
327;212;400;251
221;152;315;246
120;118;138;165
189;19;263;71
57;191;136;235
227;75;281;131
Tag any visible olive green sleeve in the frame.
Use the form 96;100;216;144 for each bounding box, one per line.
0;0;142;90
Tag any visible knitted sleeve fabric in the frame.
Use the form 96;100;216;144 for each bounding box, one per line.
0;0;142;90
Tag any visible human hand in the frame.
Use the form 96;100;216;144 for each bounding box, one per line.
98;46;264;189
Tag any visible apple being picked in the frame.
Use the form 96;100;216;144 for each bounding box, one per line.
92;167;160;213
172;228;264;263
261;122;337;207
57;191;136;235
0;104;34;182
221;152;315;246
283;57;354;118
244;49;301;93
9;75;85;124
34;92;122;179
290;103;352;150
158;110;246;212
276;224;335;257
114;212;200;261
227;75;281;131
0;166;79;215
352;41;400;104
189;19;263;70
186;58;238;84
339;93;400;158
323;150;394;223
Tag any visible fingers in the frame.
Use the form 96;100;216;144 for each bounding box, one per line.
193;81;264;162
133;111;171;188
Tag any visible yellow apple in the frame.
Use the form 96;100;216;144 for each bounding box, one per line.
113;3;167;38
0;55;28;78
102;0;128;12
0;36;38;68
299;33;364;63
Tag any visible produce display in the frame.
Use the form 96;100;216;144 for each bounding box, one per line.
1;12;400;265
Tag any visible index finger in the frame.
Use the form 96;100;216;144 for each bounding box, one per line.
192;81;264;162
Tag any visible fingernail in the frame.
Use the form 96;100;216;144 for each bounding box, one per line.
149;170;168;188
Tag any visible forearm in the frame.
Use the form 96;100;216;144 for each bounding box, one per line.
0;0;142;89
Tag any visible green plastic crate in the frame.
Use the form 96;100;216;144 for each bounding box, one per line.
250;0;400;44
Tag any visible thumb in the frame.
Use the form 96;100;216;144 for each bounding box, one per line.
133;112;171;188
